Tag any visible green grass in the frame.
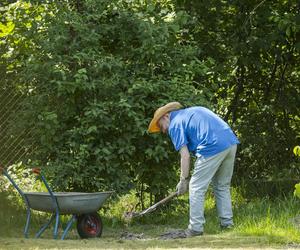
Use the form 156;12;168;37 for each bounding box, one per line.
1;188;300;249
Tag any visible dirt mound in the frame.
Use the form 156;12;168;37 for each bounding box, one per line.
120;231;145;240
160;229;187;240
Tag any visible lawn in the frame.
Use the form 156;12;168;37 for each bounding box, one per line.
0;234;292;250
1;188;300;249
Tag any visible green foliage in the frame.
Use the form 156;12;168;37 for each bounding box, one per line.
175;0;300;183
2;0;299;202
0;1;54;88
5;0;211;200
0;1;58;166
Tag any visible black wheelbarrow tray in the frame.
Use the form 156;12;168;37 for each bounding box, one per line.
0;166;113;240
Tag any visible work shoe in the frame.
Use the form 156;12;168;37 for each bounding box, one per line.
184;228;203;237
160;228;203;239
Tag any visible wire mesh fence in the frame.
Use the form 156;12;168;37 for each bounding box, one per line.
0;86;36;167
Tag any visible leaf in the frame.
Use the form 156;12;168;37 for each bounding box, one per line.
295;42;300;51
169;24;180;32
293;146;300;157
0;22;15;38
294;183;300;198
87;126;97;133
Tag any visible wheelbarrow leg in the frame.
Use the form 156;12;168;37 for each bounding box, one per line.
24;207;31;238
35;212;60;239
61;215;76;240
53;211;60;239
35;214;55;238
40;174;60;239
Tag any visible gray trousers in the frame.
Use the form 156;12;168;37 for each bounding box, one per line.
188;145;237;232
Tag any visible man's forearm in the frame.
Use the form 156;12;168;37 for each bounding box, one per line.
180;146;190;179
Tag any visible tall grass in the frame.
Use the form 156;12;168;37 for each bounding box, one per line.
0;191;47;238
0;191;27;237
101;187;300;243
234;195;300;243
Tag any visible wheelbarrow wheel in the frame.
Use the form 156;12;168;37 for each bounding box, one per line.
77;212;103;238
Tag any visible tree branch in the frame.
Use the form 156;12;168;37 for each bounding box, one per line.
224;66;245;123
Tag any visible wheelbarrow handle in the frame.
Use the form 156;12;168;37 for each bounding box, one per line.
32;168;41;175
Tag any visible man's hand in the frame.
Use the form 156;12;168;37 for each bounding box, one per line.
176;178;189;195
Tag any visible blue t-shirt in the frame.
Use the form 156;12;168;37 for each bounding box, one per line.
168;106;240;158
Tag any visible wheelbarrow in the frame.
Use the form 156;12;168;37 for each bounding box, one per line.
0;166;113;240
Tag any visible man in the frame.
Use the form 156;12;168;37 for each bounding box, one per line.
148;102;239;237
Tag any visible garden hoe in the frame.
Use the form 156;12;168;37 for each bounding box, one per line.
124;191;177;221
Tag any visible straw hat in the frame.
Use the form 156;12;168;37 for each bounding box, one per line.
148;102;183;133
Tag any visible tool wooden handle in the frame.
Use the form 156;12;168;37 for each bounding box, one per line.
32;168;41;175
139;192;177;215
152;192;177;207
124;191;178;219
